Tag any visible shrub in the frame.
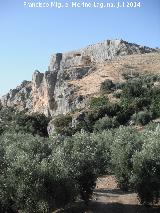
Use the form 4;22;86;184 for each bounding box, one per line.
85;102;121;131
14;112;50;137
100;79;115;93
150;95;160;118
141;74;160;83
131;111;152;125
118;97;151;126
99;103;121;117
89;96;108;110
94;116;119;132
0;133;76;213
145;122;159;131
83;99;116;131
0;108;50;137
62;132;98;204
52;114;72;135
122;79;146;98
113;90;122;98
62;131;114;203
91;130;114;174
0;107;16;135
0;130;113;211
116;107;133;125
119;97;152;125
131;128;160;205
53;114;72;128
129;97;151;112
111;127;143;191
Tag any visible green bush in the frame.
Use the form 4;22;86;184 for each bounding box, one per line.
0;108;50;137
91;130;114;174
119;97;152;126
94;116;119;132
113;90;122;98
100;79;115;93
53;114;72;128
131;111;152;125
131;128;160;205
89;96;108;110
0;133;76;213
111;127;143;191
63;132;99;204
116;108;133;125
52;114;72;135
122;79;147;98
141;74;160;83
61;131;114;203
83;102;121;131
129;97;151;112
98;103;121;117
150;96;160;118
1;130;113;212
0;107;16;135
145;122;159;131
14;112;50;137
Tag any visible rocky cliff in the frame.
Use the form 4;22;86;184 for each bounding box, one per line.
1;39;159;116
1;80;32;111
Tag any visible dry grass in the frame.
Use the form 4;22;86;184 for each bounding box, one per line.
69;53;160;96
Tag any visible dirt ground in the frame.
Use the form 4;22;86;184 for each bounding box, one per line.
87;175;160;213
55;175;160;213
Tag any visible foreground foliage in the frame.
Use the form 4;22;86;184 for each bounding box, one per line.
0;125;160;212
0;134;75;212
110;127;143;191
131;128;160;205
0;131;111;212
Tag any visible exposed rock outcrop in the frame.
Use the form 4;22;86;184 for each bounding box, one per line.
1;80;32;111
48;39;156;71
1;39;158;116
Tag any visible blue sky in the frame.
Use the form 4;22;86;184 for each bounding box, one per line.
0;0;160;96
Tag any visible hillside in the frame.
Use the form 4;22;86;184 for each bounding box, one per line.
1;39;159;116
70;52;160;96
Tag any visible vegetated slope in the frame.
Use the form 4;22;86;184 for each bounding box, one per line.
70;52;160;97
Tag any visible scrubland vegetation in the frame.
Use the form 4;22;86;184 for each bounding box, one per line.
0;72;160;212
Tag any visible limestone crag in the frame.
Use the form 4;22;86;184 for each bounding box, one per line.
48;39;156;71
1;39;158;116
32;65;88;116
1;80;32;111
32;70;58;116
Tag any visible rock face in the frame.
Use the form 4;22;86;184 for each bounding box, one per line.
48;39;156;71
1;80;32;111
0;39;158;116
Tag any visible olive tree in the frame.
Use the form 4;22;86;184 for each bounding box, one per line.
131;127;160;205
0;133;75;213
110;127;143;191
